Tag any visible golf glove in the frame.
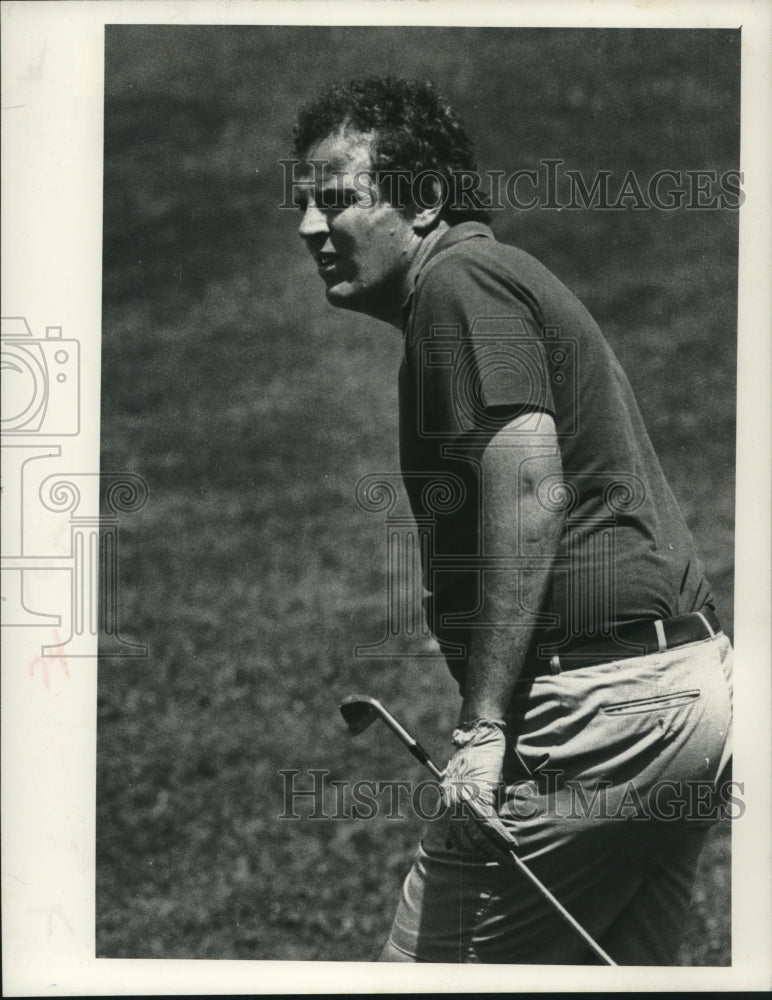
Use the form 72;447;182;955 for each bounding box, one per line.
441;719;516;859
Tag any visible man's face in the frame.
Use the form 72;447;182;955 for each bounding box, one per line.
297;129;417;323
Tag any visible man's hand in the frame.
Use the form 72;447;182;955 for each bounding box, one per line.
441;720;512;857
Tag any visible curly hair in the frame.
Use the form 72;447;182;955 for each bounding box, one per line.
292;76;492;224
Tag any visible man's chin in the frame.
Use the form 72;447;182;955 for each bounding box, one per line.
324;282;360;311
323;281;395;325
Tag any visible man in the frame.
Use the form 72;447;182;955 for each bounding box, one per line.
291;77;733;965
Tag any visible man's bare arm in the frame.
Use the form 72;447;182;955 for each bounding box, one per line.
459;411;564;725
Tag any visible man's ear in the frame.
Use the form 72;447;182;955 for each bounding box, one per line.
410;174;446;233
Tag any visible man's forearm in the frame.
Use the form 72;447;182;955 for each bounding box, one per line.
458;418;564;724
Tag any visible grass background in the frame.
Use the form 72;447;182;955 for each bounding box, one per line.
97;26;739;963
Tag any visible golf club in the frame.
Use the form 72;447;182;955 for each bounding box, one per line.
339;693;617;967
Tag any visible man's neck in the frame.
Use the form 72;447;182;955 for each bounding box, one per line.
365;222;451;330
399;222;449;313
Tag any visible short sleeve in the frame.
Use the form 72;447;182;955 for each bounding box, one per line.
407;247;556;436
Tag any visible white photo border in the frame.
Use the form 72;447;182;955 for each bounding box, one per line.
2;0;770;994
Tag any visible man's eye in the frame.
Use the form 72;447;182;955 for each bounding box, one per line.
317;189;357;212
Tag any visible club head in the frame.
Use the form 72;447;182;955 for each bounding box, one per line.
339;694;383;735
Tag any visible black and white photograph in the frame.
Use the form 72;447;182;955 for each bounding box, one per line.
2;1;771;995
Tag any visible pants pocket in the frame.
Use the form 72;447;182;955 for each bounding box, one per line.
601;689;701;716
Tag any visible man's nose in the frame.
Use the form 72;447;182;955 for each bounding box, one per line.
298;201;329;241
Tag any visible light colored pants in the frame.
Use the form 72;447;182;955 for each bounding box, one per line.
385;632;733;964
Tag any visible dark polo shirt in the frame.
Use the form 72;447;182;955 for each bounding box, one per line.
399;223;712;687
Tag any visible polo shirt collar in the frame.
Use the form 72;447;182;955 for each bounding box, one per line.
401;221;495;321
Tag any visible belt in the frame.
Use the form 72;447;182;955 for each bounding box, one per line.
523;608;722;677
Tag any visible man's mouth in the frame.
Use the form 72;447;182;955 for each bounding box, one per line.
316;252;342;275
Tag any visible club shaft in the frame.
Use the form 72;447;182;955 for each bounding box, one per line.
372;702;617;967
376;713;442;777
504;847;616;965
